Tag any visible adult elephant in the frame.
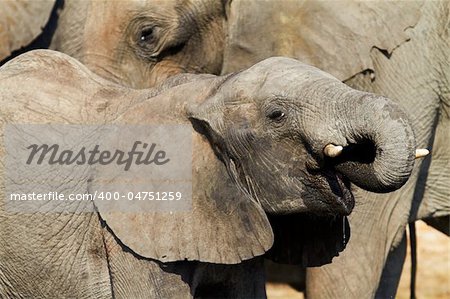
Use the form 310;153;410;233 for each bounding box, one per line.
0;0;227;88
223;0;449;297
0;50;421;297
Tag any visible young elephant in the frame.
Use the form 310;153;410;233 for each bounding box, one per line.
0;50;421;297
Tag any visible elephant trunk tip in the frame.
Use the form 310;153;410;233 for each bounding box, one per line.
325;132;413;193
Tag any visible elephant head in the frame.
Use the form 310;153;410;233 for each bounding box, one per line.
188;57;417;216
50;0;226;88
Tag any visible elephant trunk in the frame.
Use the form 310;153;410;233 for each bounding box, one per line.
330;93;416;193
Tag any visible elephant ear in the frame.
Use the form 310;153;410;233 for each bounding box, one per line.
223;0;422;80
93;76;274;265
0;0;56;62
266;214;350;267
2;50;273;265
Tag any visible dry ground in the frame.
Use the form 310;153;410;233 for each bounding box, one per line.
266;220;450;299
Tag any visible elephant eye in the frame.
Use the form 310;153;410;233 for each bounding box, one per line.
267;110;285;121
139;27;155;44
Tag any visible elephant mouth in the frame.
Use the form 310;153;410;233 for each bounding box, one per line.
309;167;355;216
324;169;354;214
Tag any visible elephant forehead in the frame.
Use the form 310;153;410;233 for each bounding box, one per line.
226;61;342;99
246;57;338;80
232;58;340;88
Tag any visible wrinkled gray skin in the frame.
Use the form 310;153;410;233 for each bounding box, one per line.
50;0;226;88
1;0;447;297
223;0;449;297
1;0;226;88
0;51;417;297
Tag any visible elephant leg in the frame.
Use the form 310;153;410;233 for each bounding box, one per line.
375;231;407;298
414;116;450;232
265;260;306;292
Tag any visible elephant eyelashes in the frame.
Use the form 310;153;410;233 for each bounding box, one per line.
267;110;285;121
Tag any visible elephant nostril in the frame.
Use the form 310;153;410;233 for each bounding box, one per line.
332;139;377;165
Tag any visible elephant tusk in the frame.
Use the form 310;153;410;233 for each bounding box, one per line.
323;144;343;158
415;148;429;159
